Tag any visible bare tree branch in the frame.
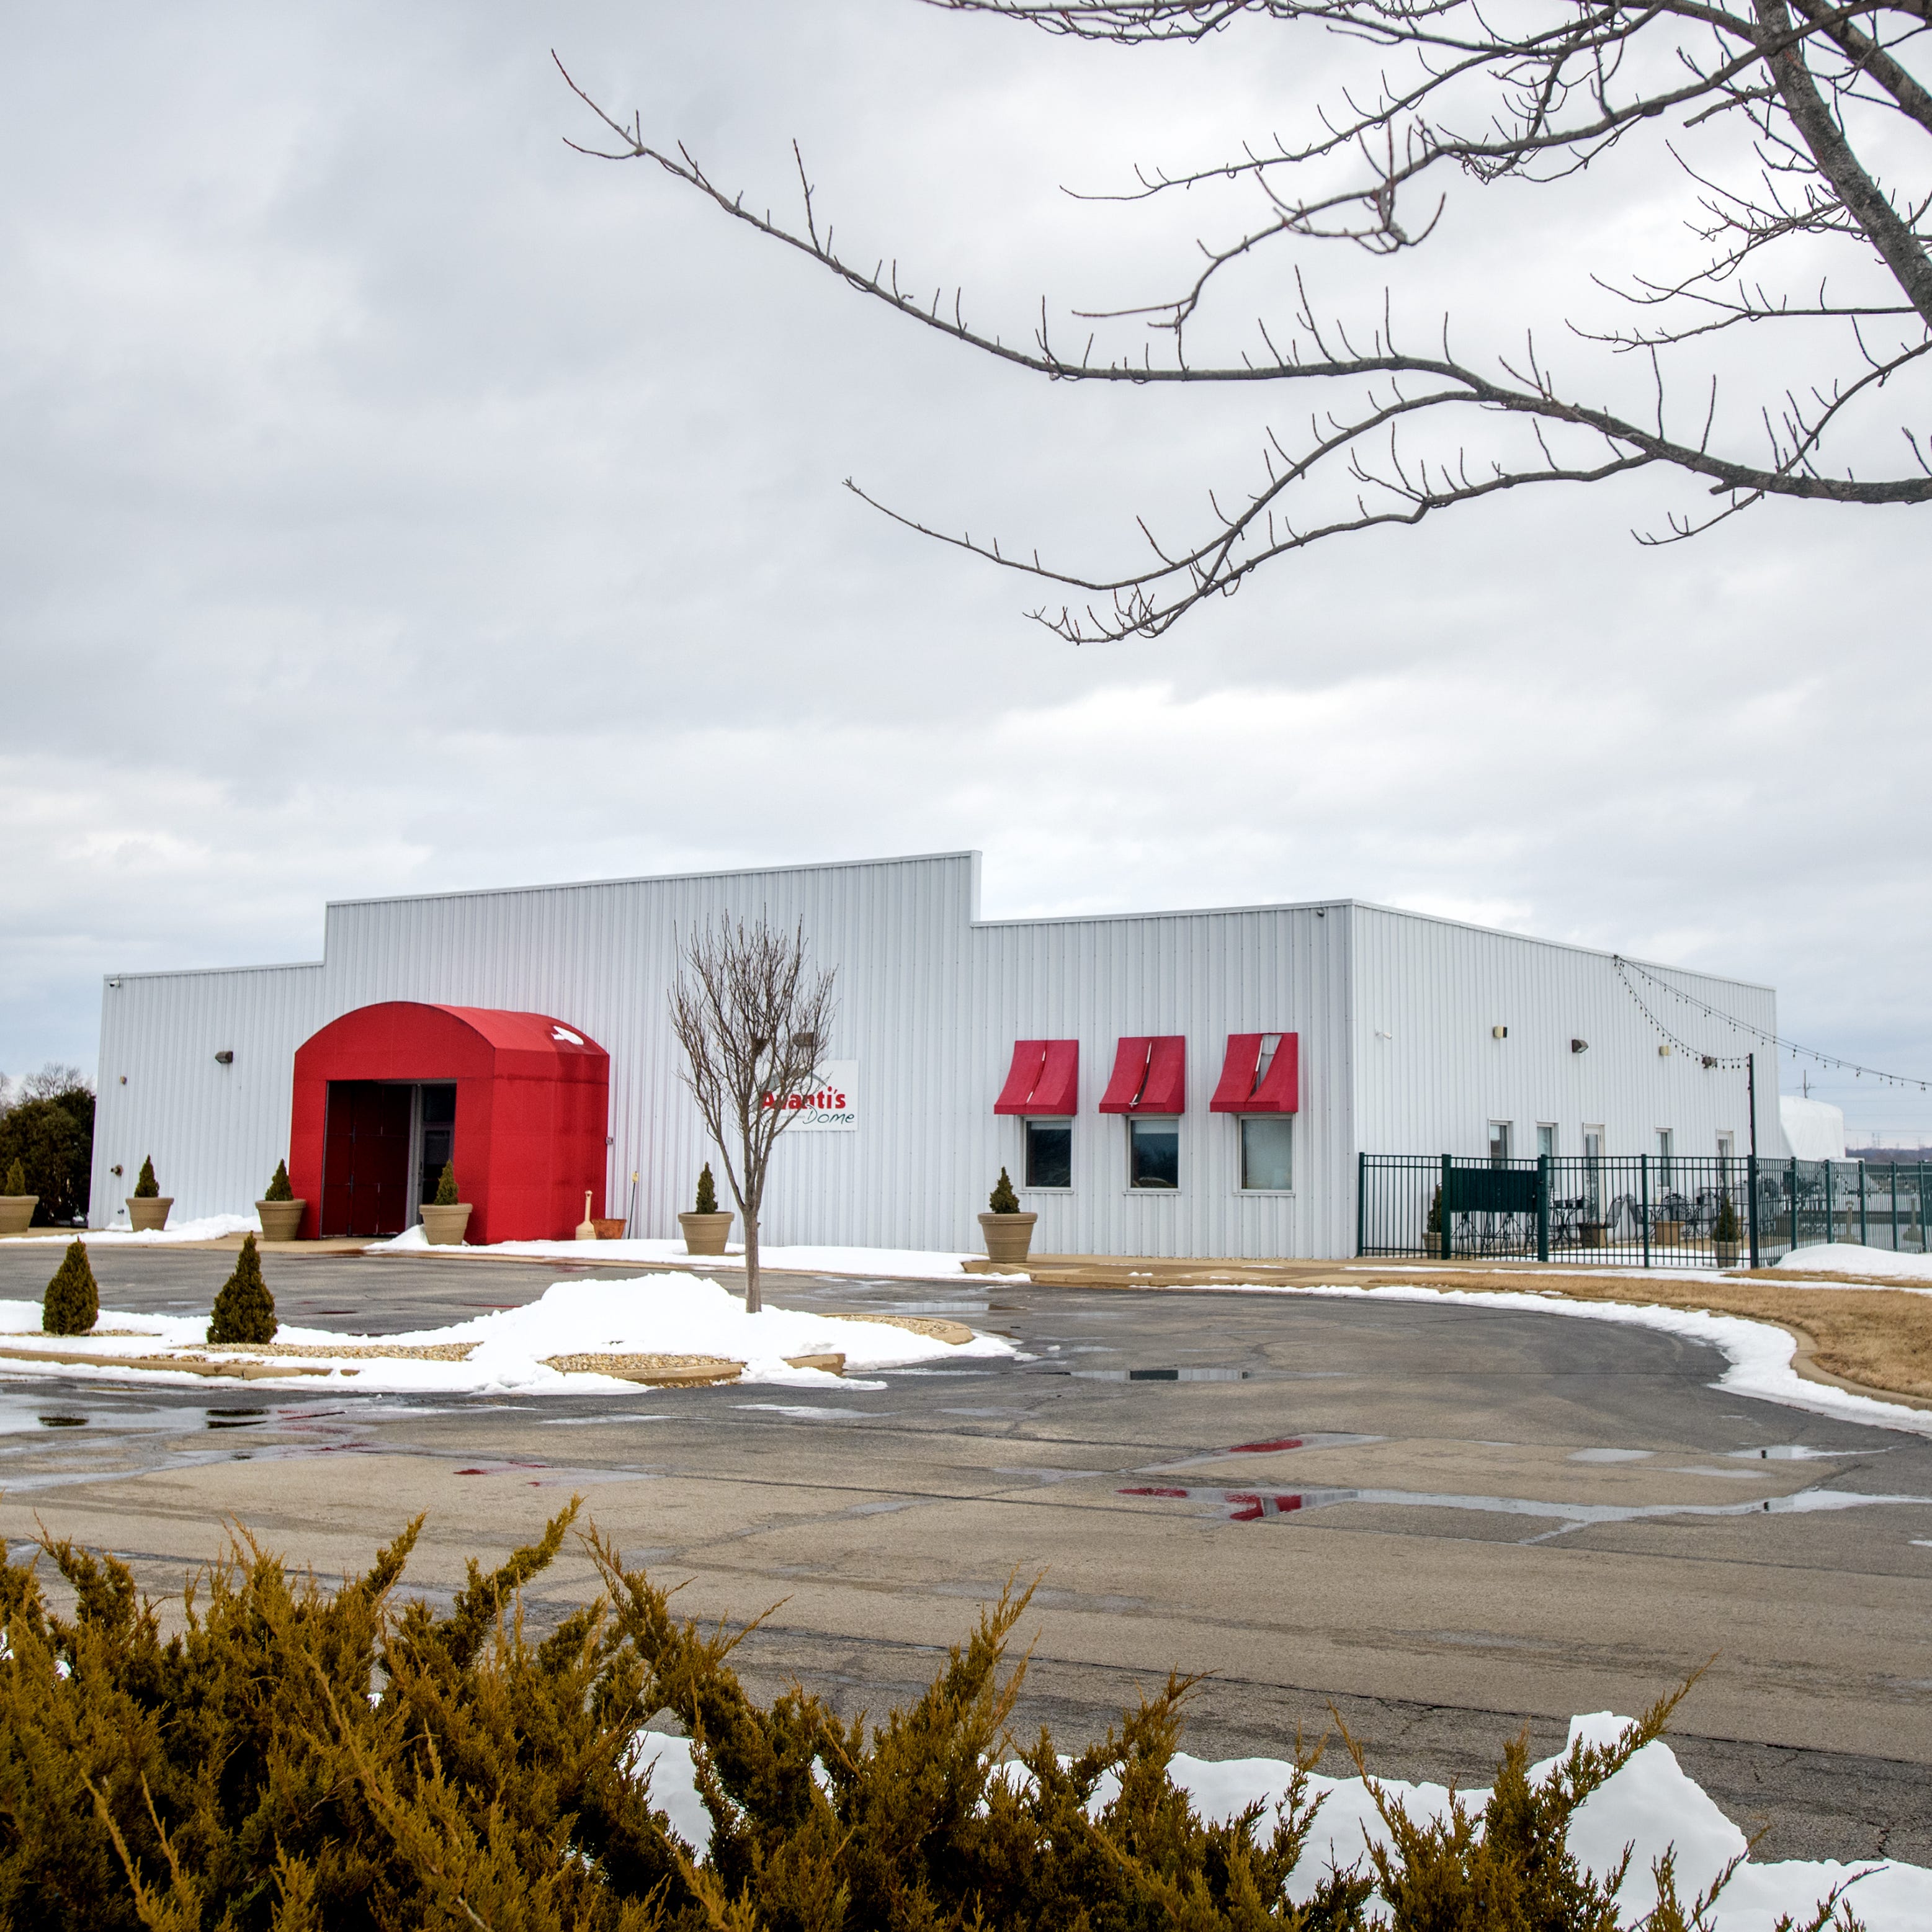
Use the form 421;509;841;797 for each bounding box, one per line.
668;918;838;1313
555;0;1932;641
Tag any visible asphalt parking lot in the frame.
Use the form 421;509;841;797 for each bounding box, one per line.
0;1241;1928;1864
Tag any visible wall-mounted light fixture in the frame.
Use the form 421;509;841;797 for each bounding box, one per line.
214;1050;235;1066
1658;1044;1673;1057
1571;1038;1589;1053
1492;1025;1509;1039
118;1075;127;1086
110;1165;123;1178
107;978;122;990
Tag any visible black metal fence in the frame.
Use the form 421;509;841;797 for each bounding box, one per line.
1356;1153;1932;1268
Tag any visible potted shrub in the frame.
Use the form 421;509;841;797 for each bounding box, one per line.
1712;1193;1744;1268
678;1164;734;1256
0;1159;35;1238
127;1156;172;1233
1580;1215;1608;1248
978;1167;1037;1266
420;1161;473;1246
1423;1183;1444;1257
256;1160;306;1243
1653;1215;1681;1246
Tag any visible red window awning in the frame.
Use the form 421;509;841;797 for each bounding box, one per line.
1209;1032;1299;1113
993;1039;1079;1116
1098;1035;1186;1114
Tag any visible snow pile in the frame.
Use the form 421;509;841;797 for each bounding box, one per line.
12;1214;264;1245
637;1716;1928;1928
368;1227;1016;1281
0;1274;1014;1393
1774;1243;1932;1284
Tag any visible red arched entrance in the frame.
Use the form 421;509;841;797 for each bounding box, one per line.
288;1003;610;1243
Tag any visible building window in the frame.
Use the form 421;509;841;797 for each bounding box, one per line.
1128;1117;1179;1190
1717;1131;1735;1161
1240;1116;1292;1191
1488;1121;1513;1164
1583;1127;1604;1219
1024;1119;1072;1191
1537;1124;1557;1161
1657;1128;1674;1185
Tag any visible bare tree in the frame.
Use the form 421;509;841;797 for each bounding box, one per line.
558;0;1930;640
668;918;838;1313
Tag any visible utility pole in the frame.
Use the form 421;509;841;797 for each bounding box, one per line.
1747;1052;1758;1160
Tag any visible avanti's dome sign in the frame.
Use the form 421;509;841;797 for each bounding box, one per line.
759;1060;858;1133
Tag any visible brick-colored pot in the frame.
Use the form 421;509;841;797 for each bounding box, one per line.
421;1204;473;1246
256;1199;306;1243
978;1210;1037;1266
0;1197;37;1237
679;1210;734;1256
127;1197;173;1232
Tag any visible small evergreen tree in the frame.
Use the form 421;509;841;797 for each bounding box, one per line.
695;1163;717;1214
2;1159;25;1197
1714;1192;1743;1244
42;1240;99;1336
988;1167;1021;1214
1425;1184;1442;1234
132;1156;159;1200
433;1161;460;1207
208;1233;277;1346
262;1160;295;1203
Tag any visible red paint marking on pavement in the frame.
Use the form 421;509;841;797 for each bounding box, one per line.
1230;1438;1304;1454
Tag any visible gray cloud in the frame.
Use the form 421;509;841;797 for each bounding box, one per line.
2;0;1926;1138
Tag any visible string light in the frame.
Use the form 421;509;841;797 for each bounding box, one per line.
1614;958;1932;1094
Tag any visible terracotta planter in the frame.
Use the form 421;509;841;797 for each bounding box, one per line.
679;1210;734;1256
978;1210;1037;1266
256;1199;306;1243
1580;1223;1607;1248
0;1196;37;1237
1653;1220;1681;1246
421;1203;473;1246
591;1218;626;1241
1712;1240;1742;1268
127;1196;173;1233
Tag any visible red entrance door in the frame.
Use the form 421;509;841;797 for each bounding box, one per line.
320;1082;414;1236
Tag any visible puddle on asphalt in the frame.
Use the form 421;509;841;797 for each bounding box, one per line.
733;1403;895;1421
1067;1367;1251;1382
1116;1481;1932;1537
37;1416;86;1429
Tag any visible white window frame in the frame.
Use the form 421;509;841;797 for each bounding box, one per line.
1488;1120;1513;1164
1124;1115;1183;1194
1019;1116;1075;1194
1537;1123;1558;1161
1233;1114;1295;1194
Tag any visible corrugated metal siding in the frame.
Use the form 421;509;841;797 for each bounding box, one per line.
316;854;980;1252
1346;904;1782;1165
972;903;1355;1258
89;963;327;1226
86;856;1785;1259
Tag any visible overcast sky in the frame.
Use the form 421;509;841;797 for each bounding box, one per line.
4;1;1927;1140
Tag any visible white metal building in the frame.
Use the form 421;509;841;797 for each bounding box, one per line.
88;850;1785;1258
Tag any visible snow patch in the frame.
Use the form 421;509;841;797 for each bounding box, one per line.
364;1228;1023;1282
0;1275;1014;1394
1774;1243;1932;1284
633;1715;1927;1928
